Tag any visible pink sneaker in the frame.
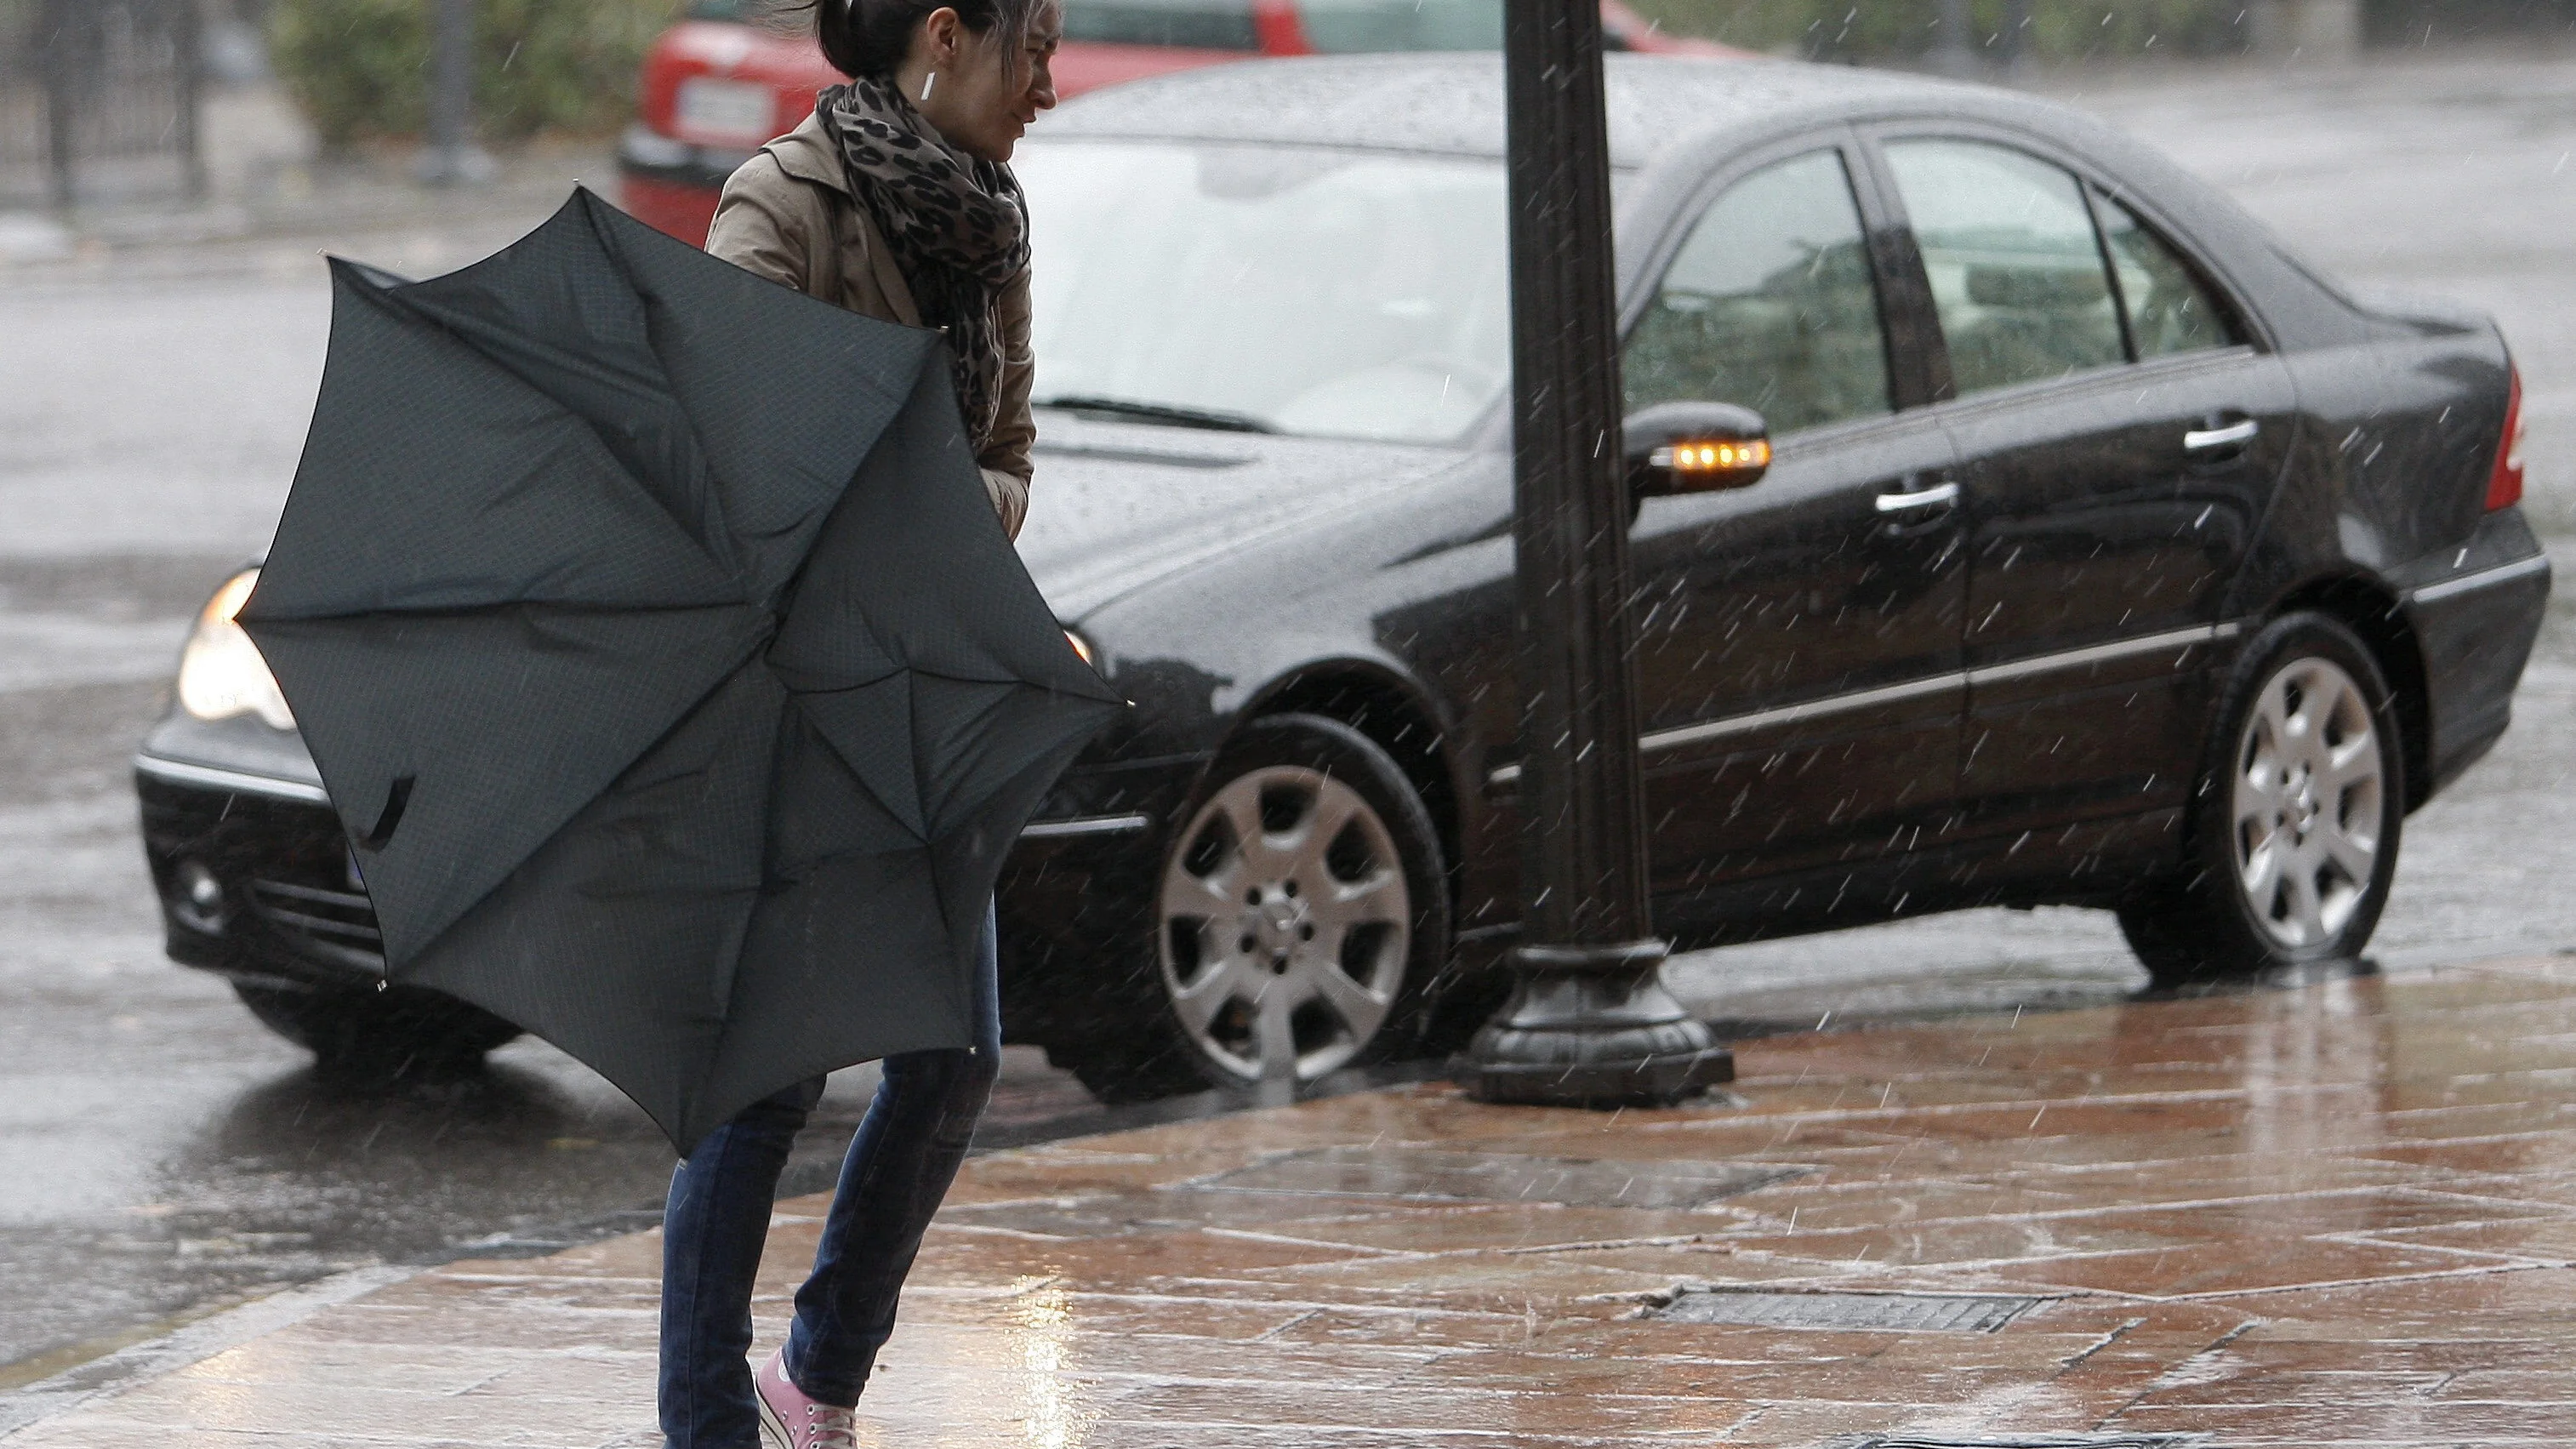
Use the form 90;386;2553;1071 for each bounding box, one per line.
753;1347;858;1449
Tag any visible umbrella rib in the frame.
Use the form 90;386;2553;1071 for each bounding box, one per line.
578;190;926;598
790;665;1110;693
254;599;765;626
580;188;916;418
347;254;744;589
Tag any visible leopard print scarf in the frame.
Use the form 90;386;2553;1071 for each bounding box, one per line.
816;77;1030;450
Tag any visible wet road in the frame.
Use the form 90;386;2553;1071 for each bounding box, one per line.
4;51;2575;1380
26;952;2576;1446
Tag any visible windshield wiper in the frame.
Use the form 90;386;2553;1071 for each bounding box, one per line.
1034;394;1276;434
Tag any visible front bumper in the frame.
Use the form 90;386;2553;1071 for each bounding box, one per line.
135;739;1210;1037
136;761;383;991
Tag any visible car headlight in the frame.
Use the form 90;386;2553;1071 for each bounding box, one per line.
177;568;295;729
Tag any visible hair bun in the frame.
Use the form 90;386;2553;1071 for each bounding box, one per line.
811;0;1043;80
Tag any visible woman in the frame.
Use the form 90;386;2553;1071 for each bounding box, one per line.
661;1;1059;1445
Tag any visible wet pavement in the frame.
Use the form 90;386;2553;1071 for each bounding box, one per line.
5;44;2576;1402
11;955;2576;1446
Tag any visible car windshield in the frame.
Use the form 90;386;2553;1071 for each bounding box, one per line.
1017;140;1511;444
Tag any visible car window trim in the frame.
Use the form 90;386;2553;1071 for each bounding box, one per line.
1838;123;1950;410
1853;117;2278;358
1906;341;2265;428
1615;123;1921;433
2082;180;2144;365
2080;177;2259;363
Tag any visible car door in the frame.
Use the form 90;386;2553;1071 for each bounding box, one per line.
1618;138;1969;913
1871;132;2298;841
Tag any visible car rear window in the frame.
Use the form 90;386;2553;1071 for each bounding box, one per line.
1063;0;1261;51
1299;0;1503;52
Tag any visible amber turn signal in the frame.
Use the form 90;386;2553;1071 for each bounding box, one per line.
1652;438;1772;475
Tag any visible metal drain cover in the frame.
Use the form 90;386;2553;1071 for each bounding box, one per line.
1650;1287;2043;1333
1188;1146;1806;1209
1822;1437;2210;1448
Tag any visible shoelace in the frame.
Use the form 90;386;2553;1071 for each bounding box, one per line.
802;1402;859;1449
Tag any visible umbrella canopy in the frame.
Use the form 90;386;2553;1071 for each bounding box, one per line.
240;189;1121;1152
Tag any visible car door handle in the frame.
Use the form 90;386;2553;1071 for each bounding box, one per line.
2184;418;2259;452
1874;480;1960;513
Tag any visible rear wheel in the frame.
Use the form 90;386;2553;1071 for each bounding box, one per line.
1050;714;1452;1102
232;981;521;1080
2118;612;2404;986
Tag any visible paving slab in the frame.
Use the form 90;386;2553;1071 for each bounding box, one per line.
9;957;2576;1447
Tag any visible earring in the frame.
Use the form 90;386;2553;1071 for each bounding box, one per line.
920;70;936;102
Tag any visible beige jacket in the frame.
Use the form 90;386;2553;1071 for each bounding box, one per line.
705;111;1035;539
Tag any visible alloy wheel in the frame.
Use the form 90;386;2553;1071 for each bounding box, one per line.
2230;655;2385;949
1157;764;1411;1085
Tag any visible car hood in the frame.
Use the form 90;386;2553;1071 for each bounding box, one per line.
1015;414;1476;622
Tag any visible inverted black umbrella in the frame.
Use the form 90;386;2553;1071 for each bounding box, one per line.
241;189;1121;1152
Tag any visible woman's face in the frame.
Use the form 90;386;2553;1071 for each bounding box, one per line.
915;0;1063;164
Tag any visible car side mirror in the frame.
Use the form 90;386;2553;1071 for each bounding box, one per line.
1624;401;1771;498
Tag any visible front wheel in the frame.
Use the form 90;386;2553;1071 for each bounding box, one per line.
1050;714;1452;1101
2118;611;2404;986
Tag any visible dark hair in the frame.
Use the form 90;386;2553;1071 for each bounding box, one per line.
794;0;1045;80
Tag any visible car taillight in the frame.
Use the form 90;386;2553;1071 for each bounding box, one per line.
2488;365;2526;512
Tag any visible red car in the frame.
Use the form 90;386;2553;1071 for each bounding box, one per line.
618;0;1732;246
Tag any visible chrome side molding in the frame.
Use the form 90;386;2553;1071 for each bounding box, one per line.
134;754;331;804
1486;622;2240;788
2410;553;2551;606
1017;813;1153;839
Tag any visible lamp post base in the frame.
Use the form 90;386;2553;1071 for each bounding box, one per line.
1459;939;1733;1107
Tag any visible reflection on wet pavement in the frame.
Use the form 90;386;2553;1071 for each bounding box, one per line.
1186;1144;1808;1209
14;955;2576;1446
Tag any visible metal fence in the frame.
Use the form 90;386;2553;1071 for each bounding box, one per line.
0;0;202;210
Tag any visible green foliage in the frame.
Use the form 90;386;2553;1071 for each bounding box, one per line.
270;0;682;147
1632;0;2251;62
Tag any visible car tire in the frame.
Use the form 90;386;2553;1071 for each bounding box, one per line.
232;981;521;1080
1050;714;1453;1103
2117;611;2405;987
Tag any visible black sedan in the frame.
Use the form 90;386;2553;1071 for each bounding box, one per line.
137;54;2550;1101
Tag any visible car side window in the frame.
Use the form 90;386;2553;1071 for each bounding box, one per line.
2094;192;2240;359
1884;139;2124;397
1622;148;1892;436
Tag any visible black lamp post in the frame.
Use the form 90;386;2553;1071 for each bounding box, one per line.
1460;0;1731;1107
1932;0;1980;75
2001;0;2034;75
419;0;494;185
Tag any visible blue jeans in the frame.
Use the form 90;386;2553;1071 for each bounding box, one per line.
658;903;1000;1448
